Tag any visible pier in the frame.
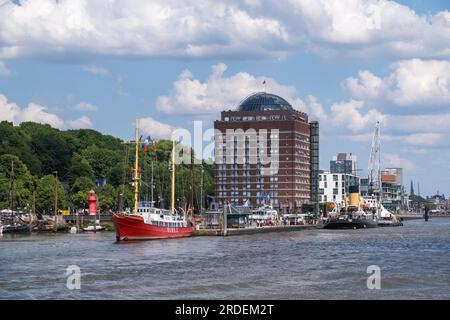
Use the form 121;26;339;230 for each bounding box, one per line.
195;224;320;236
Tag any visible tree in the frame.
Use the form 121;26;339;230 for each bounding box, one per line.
67;154;95;185
72;191;89;210
20;122;73;179
106;163;126;187
0;121;42;175
0;154;34;210
71;176;95;194
82;145;120;179
35;174;67;214
97;184;116;211
70;176;96;210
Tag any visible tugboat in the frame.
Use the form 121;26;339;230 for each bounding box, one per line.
323;186;378;230
323;212;378;229
113;120;195;241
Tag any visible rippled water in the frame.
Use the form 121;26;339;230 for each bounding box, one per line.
1;218;449;300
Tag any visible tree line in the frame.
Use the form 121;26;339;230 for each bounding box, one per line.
0;121;214;214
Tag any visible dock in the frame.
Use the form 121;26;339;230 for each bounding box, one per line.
195;224;320;236
62;214;113;222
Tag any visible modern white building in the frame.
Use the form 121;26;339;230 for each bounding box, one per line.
319;171;360;208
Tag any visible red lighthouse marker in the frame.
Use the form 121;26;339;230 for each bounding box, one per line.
88;189;97;216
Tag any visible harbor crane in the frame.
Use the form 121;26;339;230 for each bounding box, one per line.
367;121;382;211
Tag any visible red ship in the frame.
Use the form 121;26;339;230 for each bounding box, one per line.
113;121;195;241
113;208;195;241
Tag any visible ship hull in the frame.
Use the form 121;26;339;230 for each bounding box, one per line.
113;215;194;241
323;218;378;230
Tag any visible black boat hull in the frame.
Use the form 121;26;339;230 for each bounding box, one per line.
323;219;378;229
2;224;30;233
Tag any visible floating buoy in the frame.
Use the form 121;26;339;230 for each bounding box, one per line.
69;226;78;234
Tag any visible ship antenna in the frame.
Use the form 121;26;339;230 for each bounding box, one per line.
134;119;140;215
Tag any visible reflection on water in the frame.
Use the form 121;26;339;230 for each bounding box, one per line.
1;218;449;299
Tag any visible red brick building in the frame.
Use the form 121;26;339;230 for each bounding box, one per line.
214;92;319;212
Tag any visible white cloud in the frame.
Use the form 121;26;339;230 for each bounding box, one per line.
388;59;450;106
81;65;108;76
344;70;384;99
402;133;442;146
0;0;288;60
74;102;98;112
0;93;20;122
330;99;384;132
114;75;127;96
386;113;450;134
286;0;450;58
347;132;443;147
0;93;93;129
0;61;11;76
345;59;450;106
294;95;328;122
139;117;175;139
382;153;414;170
156;63;299;114
18;103;65;128
0;1;449;60
67;116;93;129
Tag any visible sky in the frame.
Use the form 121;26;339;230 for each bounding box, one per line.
0;0;449;197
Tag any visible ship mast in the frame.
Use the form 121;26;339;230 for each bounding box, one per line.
170;139;175;214
134;119;140;215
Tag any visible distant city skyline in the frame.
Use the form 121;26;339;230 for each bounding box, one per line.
0;0;449;196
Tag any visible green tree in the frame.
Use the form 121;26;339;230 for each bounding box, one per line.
20;122;73;179
72;191;89;210
67;154;95;185
35;174;67;214
70;176;96;209
97;184;116;211
82;145;120;179
0;121;42;175
71;176;96;194
0;154;34;210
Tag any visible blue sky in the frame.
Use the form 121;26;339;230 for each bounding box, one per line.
0;0;449;197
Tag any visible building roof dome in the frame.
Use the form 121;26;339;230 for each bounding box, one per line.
237;92;293;112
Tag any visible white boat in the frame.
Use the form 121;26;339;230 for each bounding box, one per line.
361;196;402;227
249;205;278;224
82;225;106;232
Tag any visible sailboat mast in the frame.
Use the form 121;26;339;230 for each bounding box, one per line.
378;121;382;214
151;160;154;207
9;160;14;223
171;139;175;214
134;119;140;215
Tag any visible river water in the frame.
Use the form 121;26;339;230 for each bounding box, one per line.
1;218;449;300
